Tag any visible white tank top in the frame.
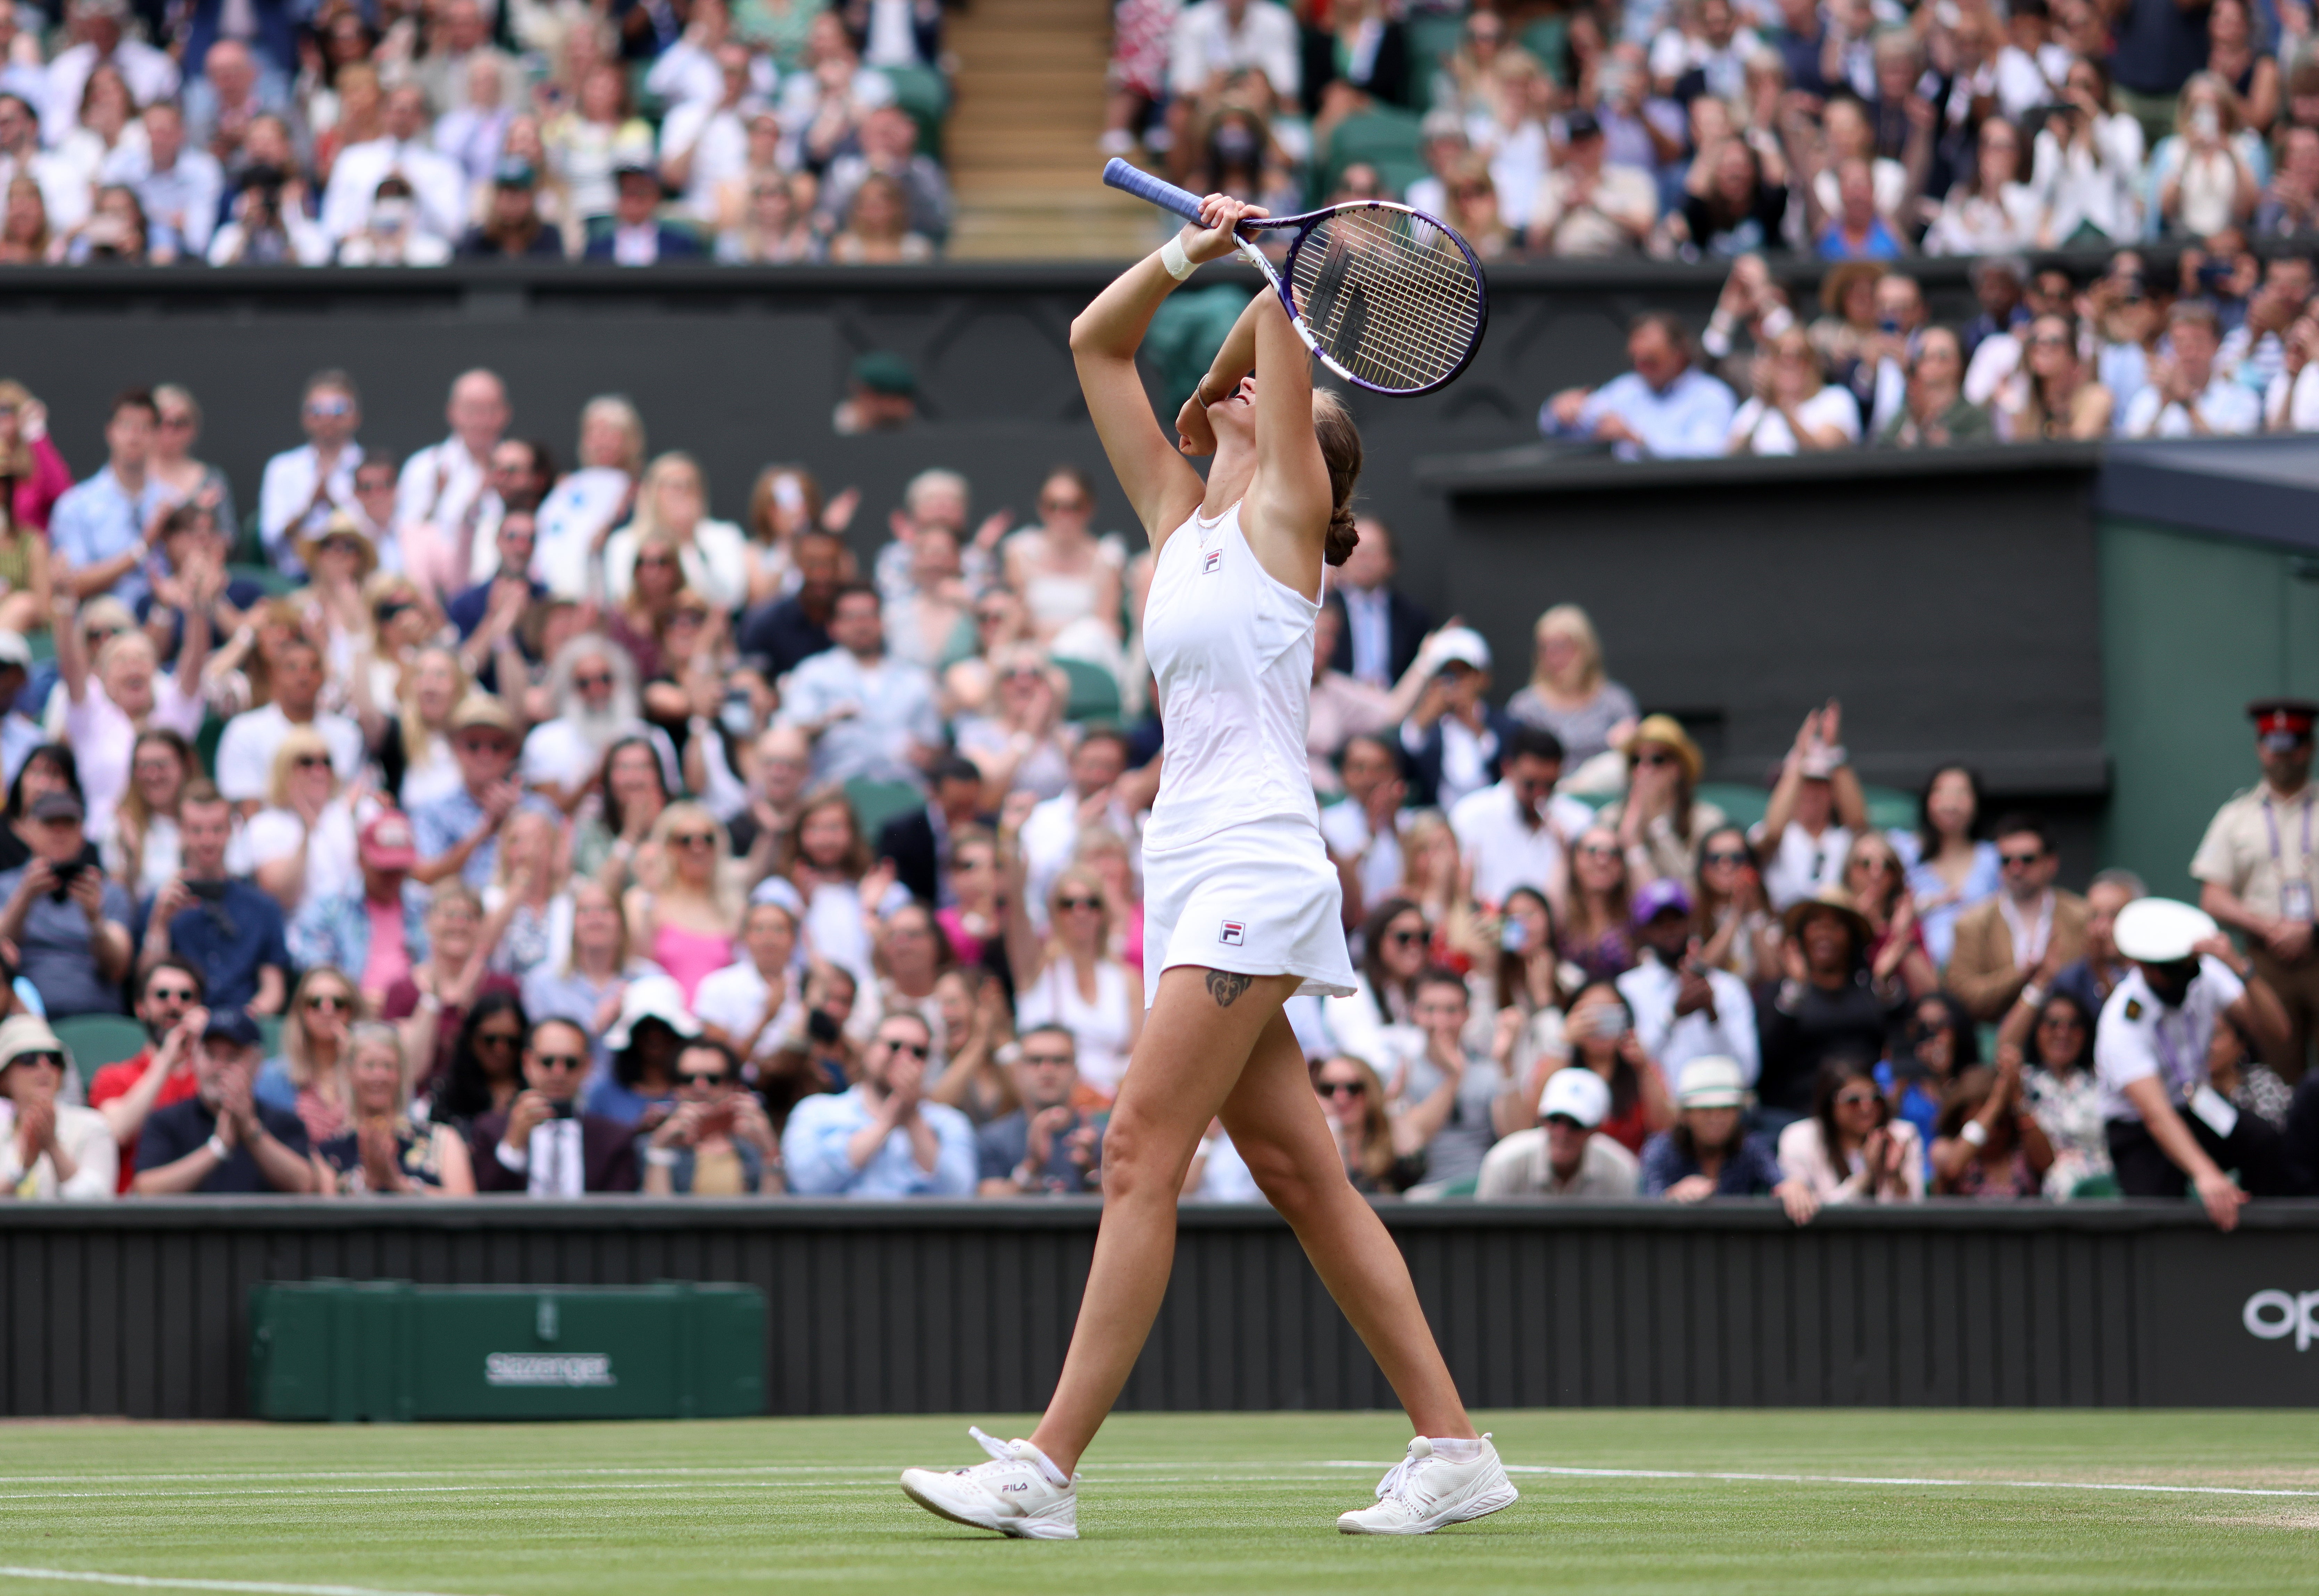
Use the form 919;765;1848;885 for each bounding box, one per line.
1141;501;1322;852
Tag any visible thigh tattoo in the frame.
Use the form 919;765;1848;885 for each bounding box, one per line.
1206;970;1254;1008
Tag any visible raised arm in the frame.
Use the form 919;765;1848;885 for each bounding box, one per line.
1067;193;1256;544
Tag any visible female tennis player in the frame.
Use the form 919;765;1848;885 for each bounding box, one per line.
899;194;1515;1540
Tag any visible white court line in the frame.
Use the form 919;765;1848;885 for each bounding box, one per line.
0;1570;489;1596
1317;1461;2319;1500
8;1462;2316;1506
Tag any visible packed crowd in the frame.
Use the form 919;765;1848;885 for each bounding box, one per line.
1130;0;2319;261
1544;243;2319;449
0;0;952;266
0;362;2314;1216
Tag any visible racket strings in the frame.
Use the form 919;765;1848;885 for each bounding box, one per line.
1290;209;1482;392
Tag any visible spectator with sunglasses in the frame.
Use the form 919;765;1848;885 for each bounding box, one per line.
213;634;366;813
782;1009;976;1196
1875;327;1994;449
1998;988;2111;1197
254;966;363;1145
133;783;288;1017
641;1038;783;1196
1310;1052;1424;1196
1692;826;1780;983
1774;1057;1923;1224
256;372;365;578
1946;814;2088;1023
412;693;547;890
472;1015;639;1195
85;957;207;1191
0;1014;116;1198
977;1023;1104;1196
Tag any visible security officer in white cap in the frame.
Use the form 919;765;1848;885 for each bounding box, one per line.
2093;897;2293;1227
2191;697;2319;1078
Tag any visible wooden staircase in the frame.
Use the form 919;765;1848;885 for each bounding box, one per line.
943;0;1161;260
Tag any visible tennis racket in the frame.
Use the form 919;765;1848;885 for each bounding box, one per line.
1102;159;1489;397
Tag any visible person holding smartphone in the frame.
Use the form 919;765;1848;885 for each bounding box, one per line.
640;1038;781;1195
0;790;133;1018
469;1016;639;1195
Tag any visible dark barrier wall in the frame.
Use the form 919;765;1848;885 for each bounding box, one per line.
8;1200;2319;1418
0;259;1986;633
1415;443;2107;799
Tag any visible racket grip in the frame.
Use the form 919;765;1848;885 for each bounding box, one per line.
1102;158;1210;226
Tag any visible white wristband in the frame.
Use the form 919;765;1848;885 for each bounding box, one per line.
205;1134;229;1162
1960;1120;1989;1148
643;1146;680;1168
1159;235;1196;282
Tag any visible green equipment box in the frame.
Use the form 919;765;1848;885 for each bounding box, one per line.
248;1280;765;1422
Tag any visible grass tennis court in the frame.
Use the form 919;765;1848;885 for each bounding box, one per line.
3;1410;2315;1595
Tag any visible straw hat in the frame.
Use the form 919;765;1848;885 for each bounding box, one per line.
295;511;379;581
1627;713;1703;785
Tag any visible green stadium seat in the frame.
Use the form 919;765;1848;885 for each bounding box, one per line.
53;1014;150;1072
27;626;53;665
2069;1173;2123;1199
257;1014;284;1058
1056;657;1121;723
1692;781;1916;837
227;562;296;597
879;65;950;160
846;776;925;840
1520;17;1571;83
1144;283;1254;414
1405;13;1467;107
1319;107;1424;203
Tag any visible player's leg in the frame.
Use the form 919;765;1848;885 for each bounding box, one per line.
1215;1008;1471;1435
1023;966;1302;1472
899;965;1297;1538
1218;1010;1518;1534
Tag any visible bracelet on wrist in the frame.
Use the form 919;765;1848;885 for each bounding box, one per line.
1959;1120;1990;1148
204;1133;229;1161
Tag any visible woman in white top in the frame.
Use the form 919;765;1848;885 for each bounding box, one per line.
103;728;195;900
2030;59;2144;247
2152;73;2262;239
0;1020;116;1199
387;645;469;812
1003;466;1123;656
243;727;367;914
1004;858;1142;1101
1726;326;1861;454
57;573;212;843
1925;116;2044;255
953;643;1076;806
536;394;645;598
899;192;1499;1529
604;452;751;613
485;807;575;982
1773;1057;1925;1223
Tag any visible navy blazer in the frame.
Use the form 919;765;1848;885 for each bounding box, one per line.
581;226;704;263
1329;584;1433;684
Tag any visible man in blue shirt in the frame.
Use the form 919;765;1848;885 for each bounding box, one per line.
783;1011;977;1196
49;389;170;608
1538;313;1736;460
413;693;549;889
134;784;288;1016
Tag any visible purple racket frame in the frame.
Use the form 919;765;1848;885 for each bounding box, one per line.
1101;158;1490;397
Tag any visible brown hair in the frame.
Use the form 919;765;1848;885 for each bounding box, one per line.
1311;387;1363;566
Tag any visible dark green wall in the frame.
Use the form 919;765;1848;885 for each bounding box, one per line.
2097;517;2319;899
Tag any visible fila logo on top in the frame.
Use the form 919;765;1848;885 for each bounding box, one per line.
1219;921;1246;946
1203;549;1223;574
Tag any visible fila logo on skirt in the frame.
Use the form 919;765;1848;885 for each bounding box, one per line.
1218;920;1246;946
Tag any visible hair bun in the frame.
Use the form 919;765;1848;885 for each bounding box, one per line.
1323;502;1360;566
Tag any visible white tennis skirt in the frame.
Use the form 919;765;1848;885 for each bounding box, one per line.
1140;813;1358;1007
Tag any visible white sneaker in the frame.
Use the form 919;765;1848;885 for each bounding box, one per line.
1337;1435;1519;1535
899;1426;1079;1540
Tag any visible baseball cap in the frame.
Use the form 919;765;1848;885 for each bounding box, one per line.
1677;1056;1748;1109
1539;1066;1610;1128
851;351;917;397
2112;897;2218;964
202;1008;264;1050
359;811;419;870
1632;877;1693;924
0;630;31;668
30;791;84;825
1564;108;1603;141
